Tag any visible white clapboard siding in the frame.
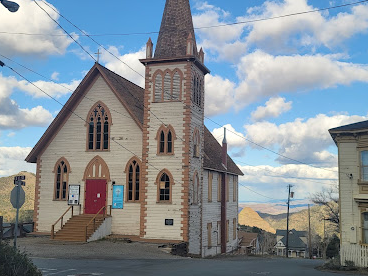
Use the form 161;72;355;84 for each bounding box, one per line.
37;76;142;235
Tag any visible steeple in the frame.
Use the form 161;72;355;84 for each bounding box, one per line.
154;0;197;59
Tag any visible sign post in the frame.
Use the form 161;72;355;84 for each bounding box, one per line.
11;175;25;249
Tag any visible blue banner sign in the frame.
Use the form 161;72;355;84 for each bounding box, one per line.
112;185;124;209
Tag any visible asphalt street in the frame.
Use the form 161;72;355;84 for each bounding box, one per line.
32;257;358;276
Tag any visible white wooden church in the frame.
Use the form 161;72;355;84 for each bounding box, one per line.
26;0;243;257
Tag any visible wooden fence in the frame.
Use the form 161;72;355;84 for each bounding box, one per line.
0;216;34;240
341;243;368;268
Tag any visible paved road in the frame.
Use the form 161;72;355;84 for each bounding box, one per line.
32;257;358;276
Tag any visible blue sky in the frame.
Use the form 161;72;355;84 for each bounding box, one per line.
1;0;368;213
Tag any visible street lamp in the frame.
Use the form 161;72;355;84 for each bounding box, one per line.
1;0;19;12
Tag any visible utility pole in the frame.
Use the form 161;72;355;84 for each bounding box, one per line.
285;184;293;258
308;204;312;259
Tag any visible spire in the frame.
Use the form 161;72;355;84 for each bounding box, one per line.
154;0;198;59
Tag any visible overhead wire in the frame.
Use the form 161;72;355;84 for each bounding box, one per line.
0;0;366;37
27;0;341;178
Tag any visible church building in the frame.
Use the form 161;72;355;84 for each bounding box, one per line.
26;0;243;257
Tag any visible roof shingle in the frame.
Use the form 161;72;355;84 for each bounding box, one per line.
154;0;197;59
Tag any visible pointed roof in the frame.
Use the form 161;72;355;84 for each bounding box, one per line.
25;63;144;163
154;0;197;59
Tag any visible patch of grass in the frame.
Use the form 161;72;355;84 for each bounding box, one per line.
0;240;42;276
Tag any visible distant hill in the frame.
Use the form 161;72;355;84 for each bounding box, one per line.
238;207;276;234
0;172;35;223
258;212;288;220
262;205;338;238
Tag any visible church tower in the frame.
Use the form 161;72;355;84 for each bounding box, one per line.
140;0;210;254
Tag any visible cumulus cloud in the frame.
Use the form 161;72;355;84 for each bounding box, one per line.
251;97;292;121
244;113;368;166
243;0;368;51
0;73;79;99
0;0;73;57
211;124;246;150
193;3;246;61
0;98;53;129
204;74;236;116
238;164;338;204
234;51;368;109
0;147;35;176
100;46;146;87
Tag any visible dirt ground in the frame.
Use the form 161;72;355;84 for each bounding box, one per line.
15;236;182;260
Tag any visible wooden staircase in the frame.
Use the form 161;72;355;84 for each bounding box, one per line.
53;214;105;242
51;206;112;242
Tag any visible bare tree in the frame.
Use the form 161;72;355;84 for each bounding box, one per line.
310;186;339;230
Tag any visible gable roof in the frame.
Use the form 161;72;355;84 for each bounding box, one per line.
204;127;244;176
25;63;144;163
329;120;368;133
154;0;197;59
239;231;258;247
276;229;307;237
25;63;243;176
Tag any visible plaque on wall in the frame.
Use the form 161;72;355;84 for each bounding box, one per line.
68;185;80;205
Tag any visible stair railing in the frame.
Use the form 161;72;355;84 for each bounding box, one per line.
84;205;112;242
51;205;79;239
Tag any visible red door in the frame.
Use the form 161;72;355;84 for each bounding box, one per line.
85;179;107;214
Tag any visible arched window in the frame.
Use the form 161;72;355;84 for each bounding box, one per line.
154;72;163;102
192;172;199;205
193;128;200;158
125;157;141;202
86;102;111;151
156;125;176;155
164;71;171;101
54;158;70;201
172;71;181;100
156;170;173;202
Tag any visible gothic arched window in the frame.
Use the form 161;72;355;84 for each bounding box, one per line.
54;158;70;201
125;157;141;202
156;170;174;202
157;125;176;155
193;128;200;158
86;102;111;151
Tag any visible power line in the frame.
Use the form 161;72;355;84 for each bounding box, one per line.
239;182;282;201
1;0;367;37
33;1;96;62
27;0;342;174
205;116;338;173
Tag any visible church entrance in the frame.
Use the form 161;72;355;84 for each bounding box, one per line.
83;156;110;215
85;179;107;214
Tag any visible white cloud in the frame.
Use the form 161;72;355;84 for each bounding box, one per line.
244;113;368;165
0;99;53;129
243;0;368;50
0;73;79;99
100;46;146;87
211;124;246;150
238;164;338;203
193;3;246;61
51;72;59;81
251;97;292;121
0;0;73;57
0;147;35;176
204;74;236;116
234;50;368;109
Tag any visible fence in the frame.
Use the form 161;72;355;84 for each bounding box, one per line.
341;243;368;268
0;216;34;240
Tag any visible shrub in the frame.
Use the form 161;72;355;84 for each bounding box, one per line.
0;241;41;276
